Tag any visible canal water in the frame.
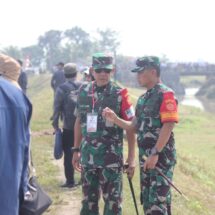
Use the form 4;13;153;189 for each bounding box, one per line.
181;88;204;110
179;88;215;114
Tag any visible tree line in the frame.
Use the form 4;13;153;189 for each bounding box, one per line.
1;27;120;70
1;26;215;91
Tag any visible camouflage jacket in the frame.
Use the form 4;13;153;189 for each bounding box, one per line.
135;83;178;168
77;81;131;168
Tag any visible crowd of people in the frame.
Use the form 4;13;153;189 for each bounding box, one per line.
0;52;179;215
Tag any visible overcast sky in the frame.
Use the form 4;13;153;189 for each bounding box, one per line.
1;0;215;62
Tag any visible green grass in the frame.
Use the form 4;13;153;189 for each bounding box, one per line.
29;75;215;215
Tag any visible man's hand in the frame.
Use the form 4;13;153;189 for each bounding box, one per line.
125;166;135;179
143;155;159;171
102;107;117;123
72;152;82;172
124;159;136;179
53;127;59;135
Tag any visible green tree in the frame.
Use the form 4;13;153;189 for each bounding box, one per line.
3;46;22;59
38;30;63;70
22;45;44;66
60;44;74;64
115;55;136;85
160;54;169;63
64;26;92;62
96;28;120;53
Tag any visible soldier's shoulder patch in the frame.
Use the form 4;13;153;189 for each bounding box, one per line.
160;92;179;123
125;106;135;119
119;88;128;96
119;88;134;120
166;102;175;111
163;92;176;109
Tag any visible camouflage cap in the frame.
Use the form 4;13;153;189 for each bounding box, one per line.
64;63;78;75
92;53;113;70
131;56;160;73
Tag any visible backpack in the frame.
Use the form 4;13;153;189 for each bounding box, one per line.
59;82;80;127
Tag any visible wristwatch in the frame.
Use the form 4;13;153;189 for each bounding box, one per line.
150;147;160;156
71;147;80;153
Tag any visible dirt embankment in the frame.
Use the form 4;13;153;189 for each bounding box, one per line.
51;159;82;215
33;130;82;215
196;77;215;100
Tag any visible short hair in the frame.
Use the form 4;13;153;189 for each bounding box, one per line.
57;62;64;67
64;73;77;78
149;65;160;77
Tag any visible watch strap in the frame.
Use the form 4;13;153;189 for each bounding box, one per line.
71;147;80;153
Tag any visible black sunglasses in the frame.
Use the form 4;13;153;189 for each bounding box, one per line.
94;68;112;74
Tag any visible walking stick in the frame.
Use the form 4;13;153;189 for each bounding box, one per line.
143;156;189;201
124;164;139;215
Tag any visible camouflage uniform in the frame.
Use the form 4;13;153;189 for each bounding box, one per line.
135;83;178;215
131;56;179;215
77;81;134;215
76;53;134;215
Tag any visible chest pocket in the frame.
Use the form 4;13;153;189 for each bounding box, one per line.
78;96;92;123
102;94;120;114
142;94;161;118
143;104;159;118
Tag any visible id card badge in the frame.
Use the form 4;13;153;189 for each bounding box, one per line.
87;113;98;132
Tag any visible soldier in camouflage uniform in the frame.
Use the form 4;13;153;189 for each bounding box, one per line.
103;56;179;215
72;53;136;215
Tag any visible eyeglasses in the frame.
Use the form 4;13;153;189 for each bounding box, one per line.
94;68;112;74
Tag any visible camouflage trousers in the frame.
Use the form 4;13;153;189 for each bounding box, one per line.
140;165;175;215
80;167;123;215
